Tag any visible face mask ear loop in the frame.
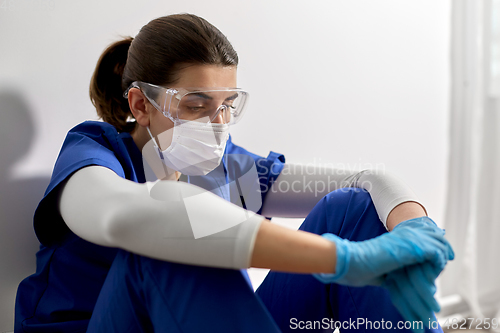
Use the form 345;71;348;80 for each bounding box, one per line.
146;126;165;161
146;126;176;179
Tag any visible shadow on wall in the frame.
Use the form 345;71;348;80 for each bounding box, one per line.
0;89;50;331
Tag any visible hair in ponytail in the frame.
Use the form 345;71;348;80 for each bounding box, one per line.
89;14;238;132
89;37;135;132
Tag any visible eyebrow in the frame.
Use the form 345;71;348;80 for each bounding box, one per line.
225;93;239;101
191;92;239;101
192;92;212;100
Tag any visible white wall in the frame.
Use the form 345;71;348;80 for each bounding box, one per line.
0;0;450;330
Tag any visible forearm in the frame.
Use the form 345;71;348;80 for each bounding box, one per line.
59;166;262;269
251;221;336;273
59;166;336;273
386;201;427;231
251;202;426;273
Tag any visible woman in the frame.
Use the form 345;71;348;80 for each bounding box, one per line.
15;13;453;333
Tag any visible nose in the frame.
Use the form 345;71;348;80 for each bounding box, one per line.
212;105;227;124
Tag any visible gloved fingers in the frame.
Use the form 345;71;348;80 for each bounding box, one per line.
424;258;450;283
392;218;455;261
321;224;453;288
393;217;441;233
391;267;437;323
412;229;451;250
445;238;455;260
394;216;444;235
412;227;455;262
392;220;449;250
417;263;440;292
355;230;448;282
407;264;440;312
408;234;450;268
383;276;426;333
385;233;448;268
423;234;454;262
389;225;450;256
422;231;454;262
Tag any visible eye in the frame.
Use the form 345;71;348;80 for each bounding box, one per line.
187;106;205;112
182;103;210;113
223;103;237;111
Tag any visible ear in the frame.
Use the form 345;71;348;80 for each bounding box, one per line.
127;88;151;127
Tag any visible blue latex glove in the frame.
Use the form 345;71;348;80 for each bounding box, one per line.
381;218;455;332
313;217;454;287
383;263;441;333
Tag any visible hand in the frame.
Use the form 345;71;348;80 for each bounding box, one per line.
381;217;454;333
392;216;455;264
313;217;454;287
382;263;442;333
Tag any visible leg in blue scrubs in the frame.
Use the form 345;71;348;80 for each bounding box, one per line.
87;188;443;333
87;250;280;333
256;188;443;333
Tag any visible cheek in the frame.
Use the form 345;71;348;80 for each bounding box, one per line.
157;128;174;151
151;111;175;150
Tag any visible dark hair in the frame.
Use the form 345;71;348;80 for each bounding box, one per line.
89;14;239;132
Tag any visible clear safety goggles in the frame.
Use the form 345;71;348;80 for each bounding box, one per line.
123;81;249;125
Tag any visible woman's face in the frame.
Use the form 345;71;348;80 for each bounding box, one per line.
149;64;237;150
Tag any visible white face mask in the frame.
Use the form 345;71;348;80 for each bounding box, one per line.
147;121;229;176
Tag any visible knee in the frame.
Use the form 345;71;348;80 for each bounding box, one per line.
328;188;386;239
327;186;371;198
321;187;373;211
300;187;384;240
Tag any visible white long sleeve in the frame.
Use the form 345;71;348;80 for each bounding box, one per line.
260;164;424;229
58;166;264;269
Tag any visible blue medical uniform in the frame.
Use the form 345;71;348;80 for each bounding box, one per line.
14;121;443;333
14;121;283;332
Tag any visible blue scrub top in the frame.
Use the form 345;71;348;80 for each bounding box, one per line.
14;121;285;333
